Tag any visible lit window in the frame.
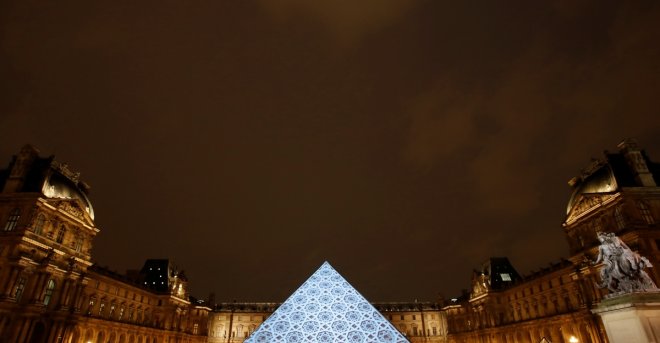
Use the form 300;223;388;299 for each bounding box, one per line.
87;298;95;315
33;214;46;235
43;279;56;306
501;273;512;281
193;323;199;335
3;208;20;231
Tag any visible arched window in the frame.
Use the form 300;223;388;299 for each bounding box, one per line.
614;205;626;229
3;208;21;231
638;201;655;224
56;225;66;244
43;279;56;306
33;214;46;235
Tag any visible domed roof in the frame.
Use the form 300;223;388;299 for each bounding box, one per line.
566;164;617;215
42;171;95;219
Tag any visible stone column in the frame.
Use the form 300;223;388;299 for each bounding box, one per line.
57;278;72;310
1;267;20;298
30;273;46;304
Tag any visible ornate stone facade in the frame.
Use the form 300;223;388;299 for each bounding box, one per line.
208;302;447;343
1;139;658;343
0;145;210;343
443;139;660;343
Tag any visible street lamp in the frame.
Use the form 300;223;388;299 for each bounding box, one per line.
568;336;579;343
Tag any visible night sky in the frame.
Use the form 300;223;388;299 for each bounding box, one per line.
1;1;660;303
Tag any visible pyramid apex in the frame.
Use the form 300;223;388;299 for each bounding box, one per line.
246;260;408;342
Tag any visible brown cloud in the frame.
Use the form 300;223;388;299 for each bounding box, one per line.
259;0;417;45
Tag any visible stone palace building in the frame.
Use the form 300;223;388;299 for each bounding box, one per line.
0;139;658;343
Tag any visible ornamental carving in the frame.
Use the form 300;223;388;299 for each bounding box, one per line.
58;201;85;220
568;194;616;221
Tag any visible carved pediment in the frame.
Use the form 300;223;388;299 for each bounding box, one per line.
49;199;95;226
566;193;618;223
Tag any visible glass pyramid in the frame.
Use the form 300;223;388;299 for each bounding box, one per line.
245;262;409;343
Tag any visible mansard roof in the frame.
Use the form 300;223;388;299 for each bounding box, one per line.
0;144;94;219
566;140;659;216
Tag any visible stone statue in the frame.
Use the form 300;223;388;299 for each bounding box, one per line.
593;232;658;295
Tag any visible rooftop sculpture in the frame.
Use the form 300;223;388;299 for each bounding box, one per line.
593;232;658;296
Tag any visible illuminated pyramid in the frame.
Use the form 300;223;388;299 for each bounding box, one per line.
245;262;409;343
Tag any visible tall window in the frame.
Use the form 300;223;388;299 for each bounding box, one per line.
56;225;66;244
33;214;46;235
73;236;83;252
193;323;199;335
3;208;20;231
14;277;27;301
43;279;56;306
87;298;95;315
615;205;626;229
638;201;655;224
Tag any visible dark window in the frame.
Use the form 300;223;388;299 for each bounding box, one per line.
56;225;66;243
14;277;26;301
614;205;626;229
638;201;655;224
4;208;20;231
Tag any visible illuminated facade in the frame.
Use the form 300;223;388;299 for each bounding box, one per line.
1;139;658;343
0;145;210;343
443;139;660;343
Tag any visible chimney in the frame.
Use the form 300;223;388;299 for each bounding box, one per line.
618;138;656;187
2;144;40;193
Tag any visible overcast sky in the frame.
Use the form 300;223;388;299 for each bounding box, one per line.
1;0;660;302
